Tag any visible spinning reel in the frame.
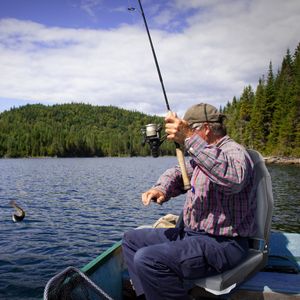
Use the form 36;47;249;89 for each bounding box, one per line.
141;124;166;157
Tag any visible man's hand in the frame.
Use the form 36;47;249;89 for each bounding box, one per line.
165;111;193;144
142;189;166;206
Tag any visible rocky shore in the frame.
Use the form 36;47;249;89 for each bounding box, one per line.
263;156;300;165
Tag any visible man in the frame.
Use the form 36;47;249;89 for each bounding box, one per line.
122;103;256;300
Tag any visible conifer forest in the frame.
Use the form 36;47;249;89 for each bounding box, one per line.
223;43;300;157
0;43;299;158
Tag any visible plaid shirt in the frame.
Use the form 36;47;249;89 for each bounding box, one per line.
153;135;257;237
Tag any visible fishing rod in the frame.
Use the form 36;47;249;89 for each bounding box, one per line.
130;0;191;190
136;0;170;111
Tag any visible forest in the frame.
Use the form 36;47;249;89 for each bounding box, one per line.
223;43;300;157
0;104;174;157
0;43;299;158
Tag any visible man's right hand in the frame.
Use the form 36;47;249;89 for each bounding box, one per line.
142;189;166;206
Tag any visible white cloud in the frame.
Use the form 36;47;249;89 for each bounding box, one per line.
0;0;300;115
79;0;104;20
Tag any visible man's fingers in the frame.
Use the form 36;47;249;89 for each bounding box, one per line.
142;191;157;206
141;190;165;206
142;192;152;206
156;195;165;205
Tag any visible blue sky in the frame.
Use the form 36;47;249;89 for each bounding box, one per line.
0;0;300;116
0;0;128;29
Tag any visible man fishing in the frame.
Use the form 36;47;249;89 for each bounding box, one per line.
122;103;256;300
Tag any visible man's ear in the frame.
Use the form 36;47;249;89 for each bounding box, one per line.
203;123;211;135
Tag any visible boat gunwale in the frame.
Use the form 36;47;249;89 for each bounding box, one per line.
81;240;122;275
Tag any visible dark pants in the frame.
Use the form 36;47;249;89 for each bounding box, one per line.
122;227;248;300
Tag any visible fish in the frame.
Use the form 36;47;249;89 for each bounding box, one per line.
10;200;25;222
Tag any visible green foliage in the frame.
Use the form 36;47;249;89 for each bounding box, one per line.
224;43;300;157
0;103;174;158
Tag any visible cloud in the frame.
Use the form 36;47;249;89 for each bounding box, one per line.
0;0;300;116
79;0;104;20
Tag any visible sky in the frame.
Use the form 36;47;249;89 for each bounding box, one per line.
0;0;300;117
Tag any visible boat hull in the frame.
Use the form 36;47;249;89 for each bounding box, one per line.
79;231;300;299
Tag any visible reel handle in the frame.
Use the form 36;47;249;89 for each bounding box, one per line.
175;143;191;190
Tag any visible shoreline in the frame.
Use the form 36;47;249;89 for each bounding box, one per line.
1;155;300;165
263;156;300;165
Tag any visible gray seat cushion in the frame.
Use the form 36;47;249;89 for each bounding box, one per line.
192;249;264;291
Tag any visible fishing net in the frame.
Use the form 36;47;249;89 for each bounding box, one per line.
44;266;113;300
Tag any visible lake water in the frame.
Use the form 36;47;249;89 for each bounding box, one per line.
0;157;299;300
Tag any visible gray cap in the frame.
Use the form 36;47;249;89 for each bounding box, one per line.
183;103;225;126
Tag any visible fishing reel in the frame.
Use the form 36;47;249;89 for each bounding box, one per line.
141;124;166;158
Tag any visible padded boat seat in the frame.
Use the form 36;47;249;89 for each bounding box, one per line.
188;149;274;295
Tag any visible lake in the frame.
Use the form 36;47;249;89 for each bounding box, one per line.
0;157;299;300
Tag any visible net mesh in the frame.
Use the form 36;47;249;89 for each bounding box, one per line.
44;266;113;300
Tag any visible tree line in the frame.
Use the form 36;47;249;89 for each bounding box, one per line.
223;43;300;157
0;43;299;158
0;103;174;158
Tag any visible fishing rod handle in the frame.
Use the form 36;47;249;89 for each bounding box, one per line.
175;144;191;190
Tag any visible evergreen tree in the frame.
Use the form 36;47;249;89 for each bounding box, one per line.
273;49;297;155
293;43;300;156
239;85;255;146
249;78;266;151
264;62;276;139
226;96;241;142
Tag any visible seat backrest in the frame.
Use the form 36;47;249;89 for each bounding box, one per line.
247;149;273;250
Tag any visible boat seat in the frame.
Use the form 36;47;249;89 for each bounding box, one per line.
186;149;274;295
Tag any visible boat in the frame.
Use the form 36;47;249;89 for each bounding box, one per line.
43;150;300;299
43;226;300;300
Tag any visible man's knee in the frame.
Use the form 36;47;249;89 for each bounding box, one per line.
134;247;155;273
122;229;136;246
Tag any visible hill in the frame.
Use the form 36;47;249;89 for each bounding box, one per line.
0;103;174;157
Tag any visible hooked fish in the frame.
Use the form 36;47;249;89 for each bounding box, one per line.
10;200;25;222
